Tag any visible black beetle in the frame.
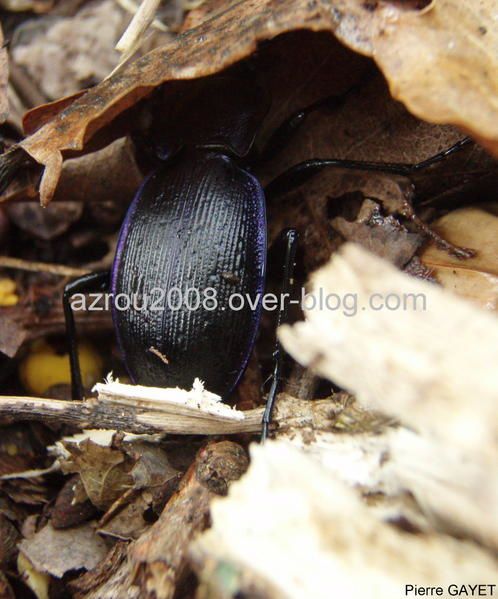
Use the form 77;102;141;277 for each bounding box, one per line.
63;72;471;438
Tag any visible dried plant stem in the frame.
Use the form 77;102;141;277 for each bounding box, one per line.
0;395;264;435
112;0;163;74
0;386;342;436
116;0;168;32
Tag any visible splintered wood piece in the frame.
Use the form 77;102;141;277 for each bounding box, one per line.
190;442;498;599
278;242;498;549
279;242;498;454
130;441;248;599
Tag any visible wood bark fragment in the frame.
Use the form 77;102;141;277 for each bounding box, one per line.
278;242;498;549
190;442;498;599
278;422;498;549
279;242;498;453
0;385;347;436
130;441;248;599
71;441;248;598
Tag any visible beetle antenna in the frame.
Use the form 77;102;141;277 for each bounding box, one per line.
265;138;474;201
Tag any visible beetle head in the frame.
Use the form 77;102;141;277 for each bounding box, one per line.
141;72;271;161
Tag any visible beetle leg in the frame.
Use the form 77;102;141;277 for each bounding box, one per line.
264;137;472;201
63;271;110;400
261;228;298;441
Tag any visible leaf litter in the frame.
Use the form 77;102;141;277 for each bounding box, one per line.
0;0;496;597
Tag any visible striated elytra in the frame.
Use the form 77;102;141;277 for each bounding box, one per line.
108;73;271;399
111;149;266;397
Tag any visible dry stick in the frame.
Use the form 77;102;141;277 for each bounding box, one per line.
0;388;338;436
111;0;162;76
116;0;162;51
0;256;90;277
0;395;264;435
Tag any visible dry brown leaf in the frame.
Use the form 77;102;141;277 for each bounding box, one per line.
0;424;51;506
19;522;108;578
259;60;479;182
0;137;141;217
127;443;179;489
5;0;495;206
180;0;232;31
362;0;498;156
96;444;181;541
98;492;152;541
60;439;134;511
420;206;498;311
23;91;86;135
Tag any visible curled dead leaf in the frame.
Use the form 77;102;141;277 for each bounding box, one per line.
0;0;495;205
420;206;498;311
356;0;498;155
60;438;134;511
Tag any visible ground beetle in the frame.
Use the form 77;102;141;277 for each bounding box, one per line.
63;72;471;439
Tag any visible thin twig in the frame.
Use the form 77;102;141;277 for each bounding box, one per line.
0;383;338;436
111;0;162;76
0;394;264;435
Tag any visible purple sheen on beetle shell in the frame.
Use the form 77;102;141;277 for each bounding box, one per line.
110;151;267;398
227;167;267;395
110;172;154;384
